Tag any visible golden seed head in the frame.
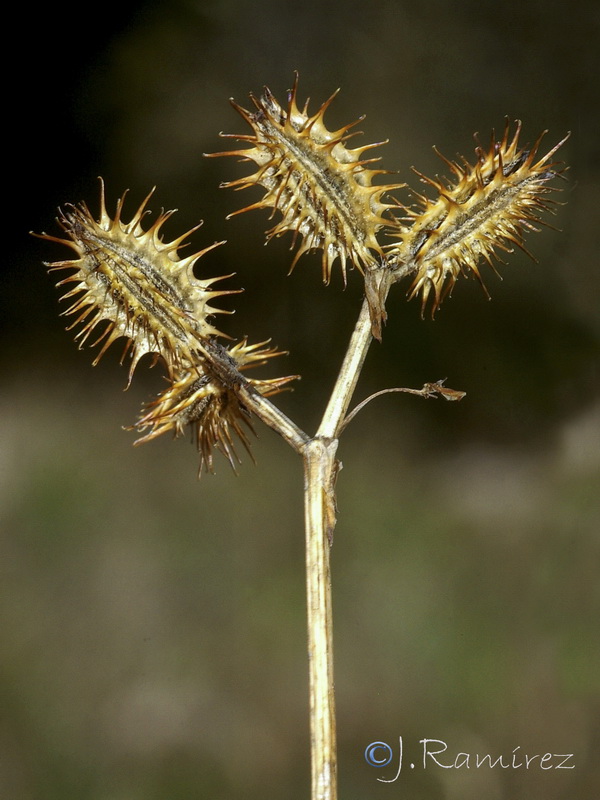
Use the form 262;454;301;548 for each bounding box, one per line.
40;180;232;381
38;180;299;472
134;365;251;473
134;340;298;473
209;72;405;285
386;121;569;315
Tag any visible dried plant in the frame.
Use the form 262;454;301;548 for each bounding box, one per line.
37;74;568;800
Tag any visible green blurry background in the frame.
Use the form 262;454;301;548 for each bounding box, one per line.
3;1;599;798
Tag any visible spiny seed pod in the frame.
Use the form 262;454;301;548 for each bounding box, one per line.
208;72;405;286
134;340;298;473
386;121;569;315
39;180;233;382
39;182;299;471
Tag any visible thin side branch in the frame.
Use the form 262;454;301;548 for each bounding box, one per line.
341;379;466;432
237;383;309;453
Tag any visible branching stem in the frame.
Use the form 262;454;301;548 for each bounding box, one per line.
241;288;388;800
40;82;567;800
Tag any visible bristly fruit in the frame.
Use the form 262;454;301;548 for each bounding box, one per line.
38;182;298;471
134;340;298;473
208;72;405;286
39;180;233;382
386;121;569;315
36;88;569;472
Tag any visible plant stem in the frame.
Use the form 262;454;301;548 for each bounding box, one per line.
318;297;376;439
302;293;381;800
303;436;339;800
242;293;382;800
237;384;309;453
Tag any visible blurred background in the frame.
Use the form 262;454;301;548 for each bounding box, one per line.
2;1;599;798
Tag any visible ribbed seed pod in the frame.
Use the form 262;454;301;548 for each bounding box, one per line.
39;182;298;471
386;121;569;315
40;180;232;382
209;73;405;285
134;340;298;473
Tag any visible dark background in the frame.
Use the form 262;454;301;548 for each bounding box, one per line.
3;1;599;798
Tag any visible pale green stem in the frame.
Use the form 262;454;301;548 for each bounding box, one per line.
240;291;386;800
303;437;339;800
236;384;309;453
317;296;376;439
301;293;381;800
